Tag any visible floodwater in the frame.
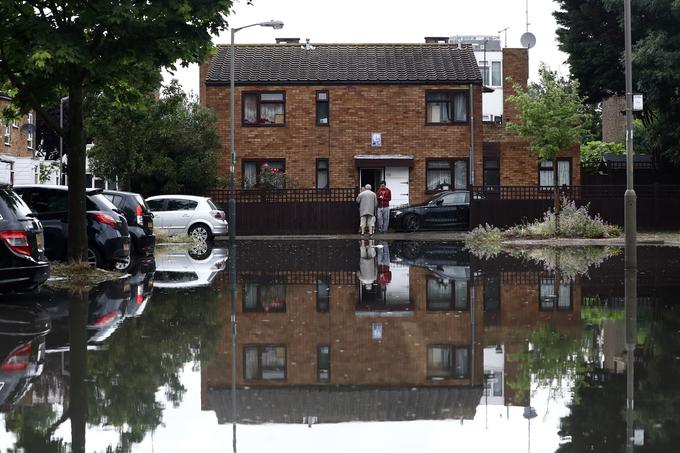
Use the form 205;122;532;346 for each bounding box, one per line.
0;239;678;453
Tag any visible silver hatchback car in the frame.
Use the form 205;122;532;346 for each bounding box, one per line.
145;195;228;241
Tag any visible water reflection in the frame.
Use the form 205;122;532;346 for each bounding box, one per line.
0;241;678;451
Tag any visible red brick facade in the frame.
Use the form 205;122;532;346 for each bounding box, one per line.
0;98;35;159
200;45;581;203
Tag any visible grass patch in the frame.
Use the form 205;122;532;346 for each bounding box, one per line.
47;262;123;289
154;230;193;244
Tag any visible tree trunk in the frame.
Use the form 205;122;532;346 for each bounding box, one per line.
68;289;89;453
553;156;560;236
67;77;88;263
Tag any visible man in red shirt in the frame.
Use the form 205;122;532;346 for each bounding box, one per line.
376;181;392;233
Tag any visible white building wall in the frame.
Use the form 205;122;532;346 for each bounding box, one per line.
474;49;504;121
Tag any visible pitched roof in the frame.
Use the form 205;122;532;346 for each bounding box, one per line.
206;385;483;424
205;43;482;85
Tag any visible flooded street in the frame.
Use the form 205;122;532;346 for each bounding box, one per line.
0;240;678;452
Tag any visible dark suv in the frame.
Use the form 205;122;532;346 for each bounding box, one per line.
14;185;130;269
0;188;49;291
102;190;155;256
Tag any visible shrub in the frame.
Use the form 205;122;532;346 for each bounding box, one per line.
464;224;504;258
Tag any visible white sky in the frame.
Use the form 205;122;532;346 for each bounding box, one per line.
167;0;569;96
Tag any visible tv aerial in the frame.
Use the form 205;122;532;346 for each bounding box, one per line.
520;0;536;49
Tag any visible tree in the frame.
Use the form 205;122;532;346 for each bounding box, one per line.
580;141;625;175
87;81;221;196
554;0;680;166
0;0;234;263
506;65;589;234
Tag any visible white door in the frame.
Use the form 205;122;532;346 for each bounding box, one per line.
384;167;409;207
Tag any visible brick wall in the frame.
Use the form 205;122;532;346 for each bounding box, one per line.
202;80;484;204
0;99;34;158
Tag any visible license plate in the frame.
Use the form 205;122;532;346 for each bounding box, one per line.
123;242;129;252
36;233;44;251
146;219;153;229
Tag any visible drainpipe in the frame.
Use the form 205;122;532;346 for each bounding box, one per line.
469;84;475;187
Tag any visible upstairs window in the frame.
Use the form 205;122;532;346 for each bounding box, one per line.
480;61;502;87
426;91;467;123
3;123;9;145
243;92;285;126
316;91;329;125
26;113;34;149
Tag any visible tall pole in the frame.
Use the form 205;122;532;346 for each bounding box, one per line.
229;29;237;242
59;97;64;185
624;1;638;449
624;0;637;269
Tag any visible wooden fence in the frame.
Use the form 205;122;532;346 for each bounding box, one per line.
470;185;680;230
205;188;359;235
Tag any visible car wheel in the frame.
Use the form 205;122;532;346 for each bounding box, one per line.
114;253;132;272
189;223;212;242
87;247;103;269
403;214;420;232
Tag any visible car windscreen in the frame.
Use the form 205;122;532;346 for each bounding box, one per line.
0;189;33;218
88;194;119;212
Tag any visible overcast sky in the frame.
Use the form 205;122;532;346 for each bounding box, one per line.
167;0;569;96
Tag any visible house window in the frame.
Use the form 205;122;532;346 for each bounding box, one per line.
316;277;330;312
242;159;285;189
539;277;572;311
426;277;469;310
426;91;467;123
316;91;329;125
491;61;502;86
242;92;285;126
483;370;503;397
427;345;470;379
3;124;9;146
483;159;500;189
539;159;571;188
426;159;467;191
26;113;34;149
316;158;329;189
317;345;330;382
243;279;286;313
244;345;286;380
11;119;18;128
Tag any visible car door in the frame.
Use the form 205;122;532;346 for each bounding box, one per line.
18;188;68;261
427;193;465;228
164;199;198;234
146;199;167;230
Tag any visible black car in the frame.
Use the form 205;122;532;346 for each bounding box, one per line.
102;190;155;256
0;188;49;291
14;185;130;269
390;191;470;232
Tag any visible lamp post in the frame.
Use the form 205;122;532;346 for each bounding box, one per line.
59;96;68;185
229;20;284;241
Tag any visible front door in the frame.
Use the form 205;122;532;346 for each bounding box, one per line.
384;167;409;207
359;168;383;191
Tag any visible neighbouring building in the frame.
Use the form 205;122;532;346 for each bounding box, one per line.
200;40;580;206
0;94;59;185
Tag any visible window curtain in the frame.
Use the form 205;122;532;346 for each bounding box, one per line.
454;94;467;121
558;283;571;309
317;170;328;189
540;160;553;187
454;161;467;189
243;95;257;123
491;62;502;86
428;347;452;376
244;347;258;379
243;162;257;188
427;279;451;309
427;161;451;190
454;281;468;309
455;348;469;378
427;93;451;122
558;160;570;186
261;347;286;379
540;278;556;309
260;103;284;124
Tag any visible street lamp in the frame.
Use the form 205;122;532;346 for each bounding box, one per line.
229;20;284;241
59;96;68;185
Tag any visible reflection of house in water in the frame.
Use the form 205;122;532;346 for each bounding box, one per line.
202;240;485;424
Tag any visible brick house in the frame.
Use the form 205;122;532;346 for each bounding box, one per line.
200;41;579;207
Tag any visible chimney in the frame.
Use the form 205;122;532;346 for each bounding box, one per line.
424;37;450;44
276;38;300;44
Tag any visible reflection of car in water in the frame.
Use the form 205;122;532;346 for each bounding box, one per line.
124;256;155;318
153;243;228;289
391;241;470;269
38;279;132;351
0;304;50;410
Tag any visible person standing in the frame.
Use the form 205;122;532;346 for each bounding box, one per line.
356;184;378;236
376;181;392;233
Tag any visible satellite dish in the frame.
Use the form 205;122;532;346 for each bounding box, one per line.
520;32;536;49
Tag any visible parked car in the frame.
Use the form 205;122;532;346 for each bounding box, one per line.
102;190;155;256
145;195;227;241
0;188;50;291
14;185;130;269
153;242;228;289
390;191;470;232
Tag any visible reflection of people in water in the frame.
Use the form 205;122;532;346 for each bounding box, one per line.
376;241;391;288
357;239;377;289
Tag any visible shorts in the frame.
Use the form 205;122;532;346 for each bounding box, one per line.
360;214;376;228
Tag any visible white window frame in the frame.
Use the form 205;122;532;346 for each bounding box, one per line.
3;124;9;146
11;119;18;128
26;113;34;149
